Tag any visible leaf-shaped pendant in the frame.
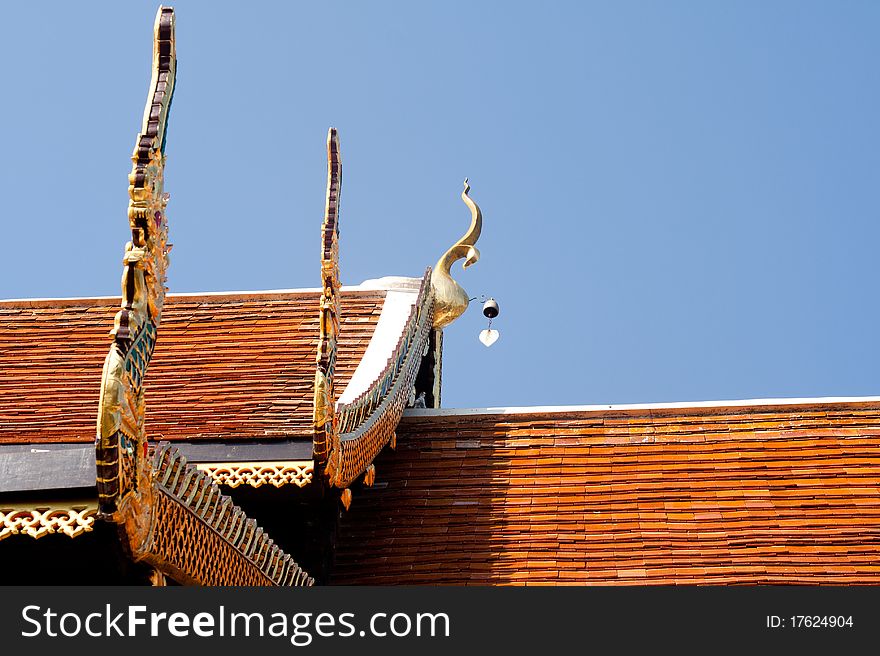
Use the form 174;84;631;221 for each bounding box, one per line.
479;329;499;347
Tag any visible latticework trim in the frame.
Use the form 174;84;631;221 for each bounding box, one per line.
197;461;314;489
0;502;97;540
146;444;314;586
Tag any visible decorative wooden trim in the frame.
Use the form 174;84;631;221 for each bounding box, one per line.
196;461;314;489
139;445;313;586
307;130;440;493
327;272;435;489
313;128;342;471
0;501;97;540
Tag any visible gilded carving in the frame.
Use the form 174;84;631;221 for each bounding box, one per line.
93;7;313;587
96;6;175;518
313;128;343;470
431;179;482;329
0;503;97;540
196;461;314;489
307;130;438;496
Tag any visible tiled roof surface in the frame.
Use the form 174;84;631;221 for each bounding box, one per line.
331;401;880;585
0;291;385;444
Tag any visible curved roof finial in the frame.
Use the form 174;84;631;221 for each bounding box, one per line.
430;179;482;329
313;127;342;475
97;5;176;517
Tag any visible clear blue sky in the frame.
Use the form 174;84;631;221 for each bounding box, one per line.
2;1;878;409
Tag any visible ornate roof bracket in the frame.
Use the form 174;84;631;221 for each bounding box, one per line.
95;7;313;586
430;179;482;330
313;128;342;474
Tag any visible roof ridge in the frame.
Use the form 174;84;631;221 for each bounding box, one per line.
403;395;880;417
0;287;395;308
0;277;426;307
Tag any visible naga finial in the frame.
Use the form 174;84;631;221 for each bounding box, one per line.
313;127;342;477
96;6;176;518
431;179;482;330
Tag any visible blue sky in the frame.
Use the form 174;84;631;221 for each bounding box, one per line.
2;1;878;408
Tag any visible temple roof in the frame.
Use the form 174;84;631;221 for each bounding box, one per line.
0;285;408;445
331;398;880;585
0;6;451;585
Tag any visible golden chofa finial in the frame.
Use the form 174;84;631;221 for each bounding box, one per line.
431;179;482;329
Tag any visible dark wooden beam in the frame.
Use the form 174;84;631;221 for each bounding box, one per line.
0;440;314;493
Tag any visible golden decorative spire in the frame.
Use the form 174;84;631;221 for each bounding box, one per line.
431;179;482;329
92;8;313;586
96;6;176;517
313;127;342;474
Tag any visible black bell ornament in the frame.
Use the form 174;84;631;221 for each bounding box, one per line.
482;298;499;319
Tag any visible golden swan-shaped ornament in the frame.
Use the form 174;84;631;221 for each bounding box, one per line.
431;179;482;329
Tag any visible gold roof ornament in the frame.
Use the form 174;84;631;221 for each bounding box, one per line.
313;128;342;477
93;6;313;586
431;179;482;330
96;5;177;518
311;129;436;500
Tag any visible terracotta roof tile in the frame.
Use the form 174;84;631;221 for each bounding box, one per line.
331;401;880;585
0;291;385;444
